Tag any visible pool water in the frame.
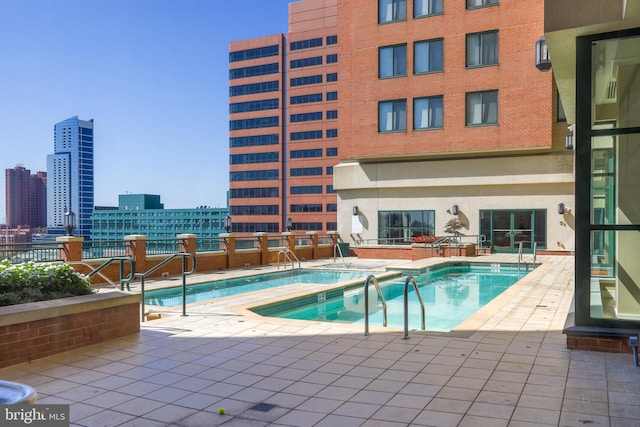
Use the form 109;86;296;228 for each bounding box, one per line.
144;269;374;307
253;264;530;332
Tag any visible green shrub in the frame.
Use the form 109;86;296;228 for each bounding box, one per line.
0;260;93;307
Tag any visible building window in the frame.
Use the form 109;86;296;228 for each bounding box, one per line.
230;170;279;181
414;96;443;129
229;116;279;131
291;186;323;194
326;110;338;119
379;0;406;23
466;30;498;67
379;100;407;132
326;129;338;138
326;166;333;175
290;93;323;104
326;72;338;82
229;45;279;62
379;210;435;244
290;112;322;122
229;134;279;148
290;56;323;69
414;39;443;73
290;167;323;177
466;90;498;125
290;130;323;141
290;75;323;87
327;54;338;63
230;81;279;97
327;91;338;101
230;99;279;114
379;44;407;78
326;185;337;193
229;63;279;80
290;149;323;158
230;187;279;198
230;152;279;164
326;35;338;45
326;203;337;212
466;0;498;9
290;38;323;51
290;204;322;213
326;147;338;156
414;0;443;17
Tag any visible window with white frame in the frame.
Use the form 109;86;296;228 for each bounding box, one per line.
414;0;443;17
466;90;498;125
414;39;443;73
466;0;498;9
379;44;407;78
379;0;406;23
414;96;443;129
379;100;407;132
467;30;498;67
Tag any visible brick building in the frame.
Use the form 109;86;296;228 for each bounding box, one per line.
228;0;338;234
5;166;47;228
334;0;573;254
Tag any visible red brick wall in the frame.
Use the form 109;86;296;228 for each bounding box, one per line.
567;336;633;354
0;302;140;369
338;0;559;160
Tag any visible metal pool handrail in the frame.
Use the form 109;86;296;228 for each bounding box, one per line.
403;276;426;339
363;274;387;336
277;249;300;269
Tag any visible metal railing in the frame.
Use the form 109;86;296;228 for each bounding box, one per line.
69;257;135;290
82;240;129;260
363;275;387;336
403;276;426;339
334;244;348;267
137;253;196;322
0;241;63;264
195;237;222;252
277;249;300;269
146;239;181;255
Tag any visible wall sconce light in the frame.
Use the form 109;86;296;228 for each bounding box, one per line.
223;215;232;232
558;203;571;215
64;208;76;236
452;205;459;216
565;125;574;150
535;36;551;71
353;206;359;216
286;217;293;232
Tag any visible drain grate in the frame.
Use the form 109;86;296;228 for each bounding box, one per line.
250;403;277;412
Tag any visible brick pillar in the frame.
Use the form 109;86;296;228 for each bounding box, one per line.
253;232;269;266
177;234;196;256
283;232;295;251
220;233;236;269
57;236;83;262
125;235;147;274
306;231;319;259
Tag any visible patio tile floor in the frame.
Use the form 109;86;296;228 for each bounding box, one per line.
2;255;640;426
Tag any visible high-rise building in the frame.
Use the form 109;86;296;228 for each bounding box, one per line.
47;116;94;239
5;166;47;228
228;0;338;234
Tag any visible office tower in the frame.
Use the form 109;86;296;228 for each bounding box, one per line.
5;166;47;228
228;0;338;234
47;116;94;239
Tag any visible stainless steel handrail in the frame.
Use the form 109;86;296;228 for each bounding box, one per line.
277;249;300;269
403;276;426;339
363;274;387;336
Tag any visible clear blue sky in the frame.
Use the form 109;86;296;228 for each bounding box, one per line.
0;0;293;223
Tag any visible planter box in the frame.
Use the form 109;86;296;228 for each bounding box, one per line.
0;292;141;368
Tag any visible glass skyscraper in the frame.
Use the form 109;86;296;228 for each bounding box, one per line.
47;116;94;239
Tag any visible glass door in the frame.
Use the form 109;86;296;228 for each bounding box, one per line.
483;210;536;253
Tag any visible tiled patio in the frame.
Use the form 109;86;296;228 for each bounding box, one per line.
3;255;640;426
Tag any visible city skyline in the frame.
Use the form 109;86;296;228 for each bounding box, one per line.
0;0;294;224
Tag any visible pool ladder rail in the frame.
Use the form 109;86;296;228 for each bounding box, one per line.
517;241;537;271
277;249;300;269
363;275;426;338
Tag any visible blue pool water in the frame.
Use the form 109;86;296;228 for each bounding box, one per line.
144;269;374;307
253;263;531;332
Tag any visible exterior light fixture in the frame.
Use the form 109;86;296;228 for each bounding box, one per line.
64;208;76;236
565;125;575;150
558;203;567;215
452;205;459;215
353;206;359;216
223;215;232;232
535;36;551;71
286;217;293;232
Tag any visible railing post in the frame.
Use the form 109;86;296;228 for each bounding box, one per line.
125;235;147;274
220;233;236;269
253;232;269;266
328;231;339;248
306;231;319;259
56;236;83;262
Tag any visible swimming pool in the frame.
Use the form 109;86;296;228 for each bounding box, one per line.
144;269;378;307
252;262;533;332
